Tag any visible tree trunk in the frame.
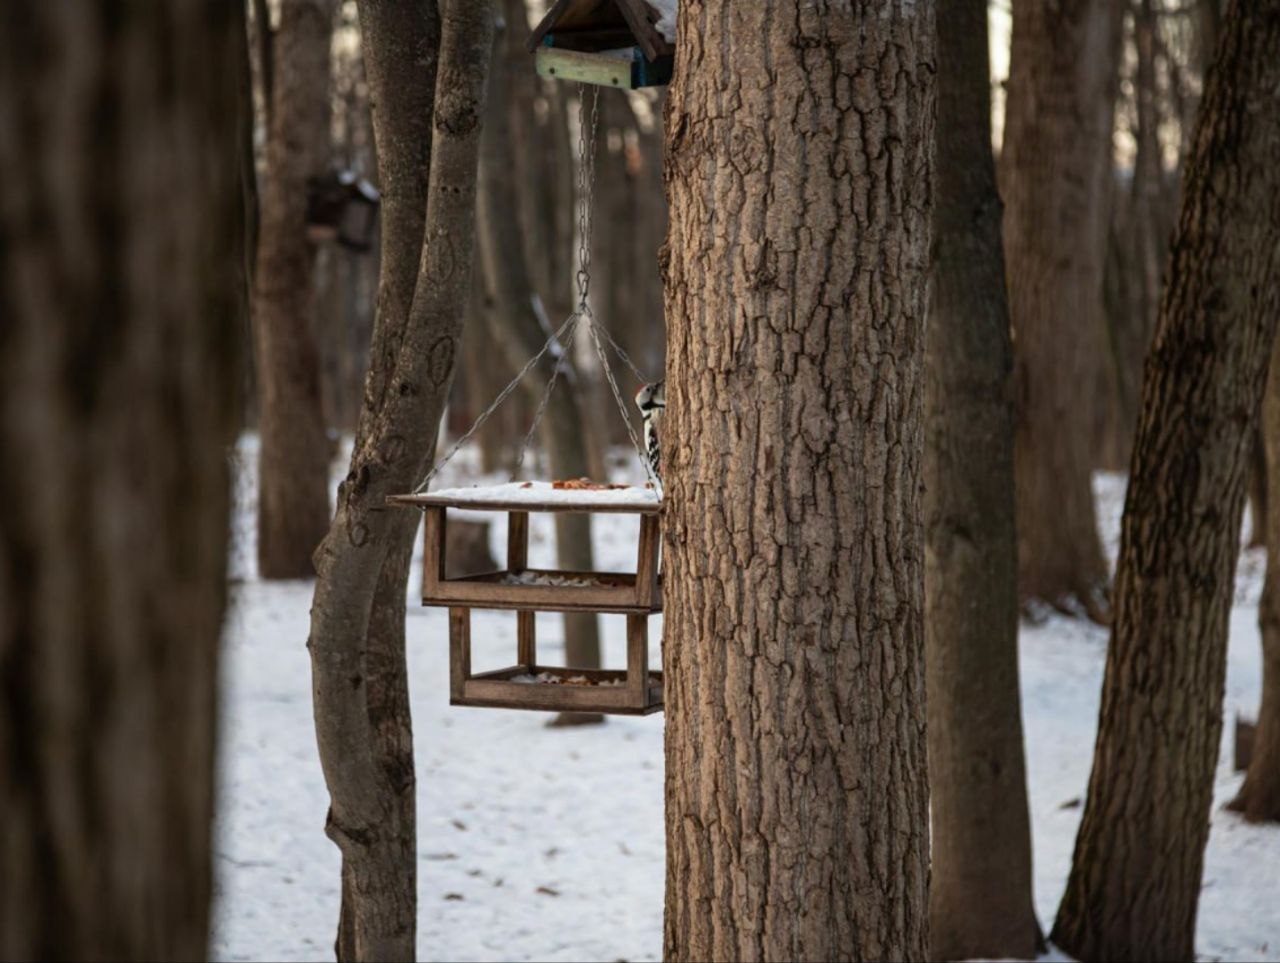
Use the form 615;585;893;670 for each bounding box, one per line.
1230;336;1280;822
255;0;336;578
1001;0;1123;619
0;3;246;958
661;3;934;960
1052;3;1280;958
477;11;603;723
925;1;1040;958
309;2;494;960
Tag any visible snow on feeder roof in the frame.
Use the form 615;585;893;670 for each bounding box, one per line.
528;0;677;89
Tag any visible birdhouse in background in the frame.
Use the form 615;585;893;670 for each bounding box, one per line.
305;169;380;253
528;0;676;90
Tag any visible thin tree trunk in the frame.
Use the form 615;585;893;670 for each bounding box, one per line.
1052;3;1280;957
1001;0;1123;619
309;2;494;960
477;11;603;722
0;2;246;958
661;3;934;960
255;0;336;578
925;1;1040;958
1230;337;1280;822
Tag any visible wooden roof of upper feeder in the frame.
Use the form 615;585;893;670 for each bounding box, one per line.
528;0;676;62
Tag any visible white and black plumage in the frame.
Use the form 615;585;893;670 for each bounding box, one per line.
634;380;665;479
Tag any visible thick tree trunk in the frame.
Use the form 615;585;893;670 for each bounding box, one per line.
1230;337;1280;822
309;2;493;960
0;3;246;958
1052;3;1280;958
477;13;603;722
661;3;934;960
925;1;1040;958
254;0;336;578
1001;0;1123;618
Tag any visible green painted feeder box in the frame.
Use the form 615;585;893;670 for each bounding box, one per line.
528;0;675;90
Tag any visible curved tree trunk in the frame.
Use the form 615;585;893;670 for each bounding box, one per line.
477;12;603;724
0;3;246;957
254;0;336;578
1001;0;1123;619
1230;336;1280;822
1052;3;1280;958
661;3;934;960
925;1;1040;958
309;2;493;960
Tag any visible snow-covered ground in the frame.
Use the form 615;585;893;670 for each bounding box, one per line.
211;439;1280;962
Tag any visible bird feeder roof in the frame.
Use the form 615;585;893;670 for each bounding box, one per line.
528;0;676;63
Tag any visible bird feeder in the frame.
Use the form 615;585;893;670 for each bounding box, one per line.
528;0;676;89
306;169;381;252
388;482;663;715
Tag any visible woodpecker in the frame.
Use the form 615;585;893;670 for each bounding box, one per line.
634;380;666;480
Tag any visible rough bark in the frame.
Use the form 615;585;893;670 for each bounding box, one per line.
0;2;246;958
661;3;934;960
1230;336;1280;822
309;2;494;960
476;14;603;714
1052;3;1280;957
254;0;336;578
925;1;1040;958
1001;0;1123;618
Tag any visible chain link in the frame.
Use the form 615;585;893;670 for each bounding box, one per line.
575;85;600;312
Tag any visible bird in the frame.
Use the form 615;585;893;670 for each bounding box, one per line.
634;380;666;480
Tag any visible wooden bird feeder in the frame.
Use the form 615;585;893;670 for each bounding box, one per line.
306;169;380;252
528;0;675;89
388;482;663;716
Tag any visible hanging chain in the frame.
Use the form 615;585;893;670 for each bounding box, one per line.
414;311;580;492
575;85;600;313
509;313;581;482
413;83;659;495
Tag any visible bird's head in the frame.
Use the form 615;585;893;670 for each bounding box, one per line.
634;380;666;413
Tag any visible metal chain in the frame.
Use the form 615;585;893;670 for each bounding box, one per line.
575;85;600;313
414;311;580;492
588;318;662;492
414;83;659;495
509;313;581;481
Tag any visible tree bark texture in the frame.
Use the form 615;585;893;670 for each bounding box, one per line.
661;3;934;960
0;2;246;958
1001;0;1123;618
1052;3;1280;958
925;1;1040;958
478;8;602;699
309;2;494;960
254;0;336;579
1230;335;1280;822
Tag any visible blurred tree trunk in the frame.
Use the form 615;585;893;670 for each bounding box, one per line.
478;9;602;722
1052;3;1280;957
1001;0;1123;619
254;0;336;578
661;3;934;959
1231;336;1280;822
0;2;246;958
309;2;493;959
925;1;1040;958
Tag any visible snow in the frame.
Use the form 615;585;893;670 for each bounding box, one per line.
412;480;660;511
645;0;678;43
511;672;625;688
211;438;1280;962
500;571;603;587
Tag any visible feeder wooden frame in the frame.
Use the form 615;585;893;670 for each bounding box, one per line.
387;490;664;715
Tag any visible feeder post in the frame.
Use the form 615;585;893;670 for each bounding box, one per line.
507;511;529;571
635;513;660;609
449;607;471;702
626;613;649;707
422;506;447;600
